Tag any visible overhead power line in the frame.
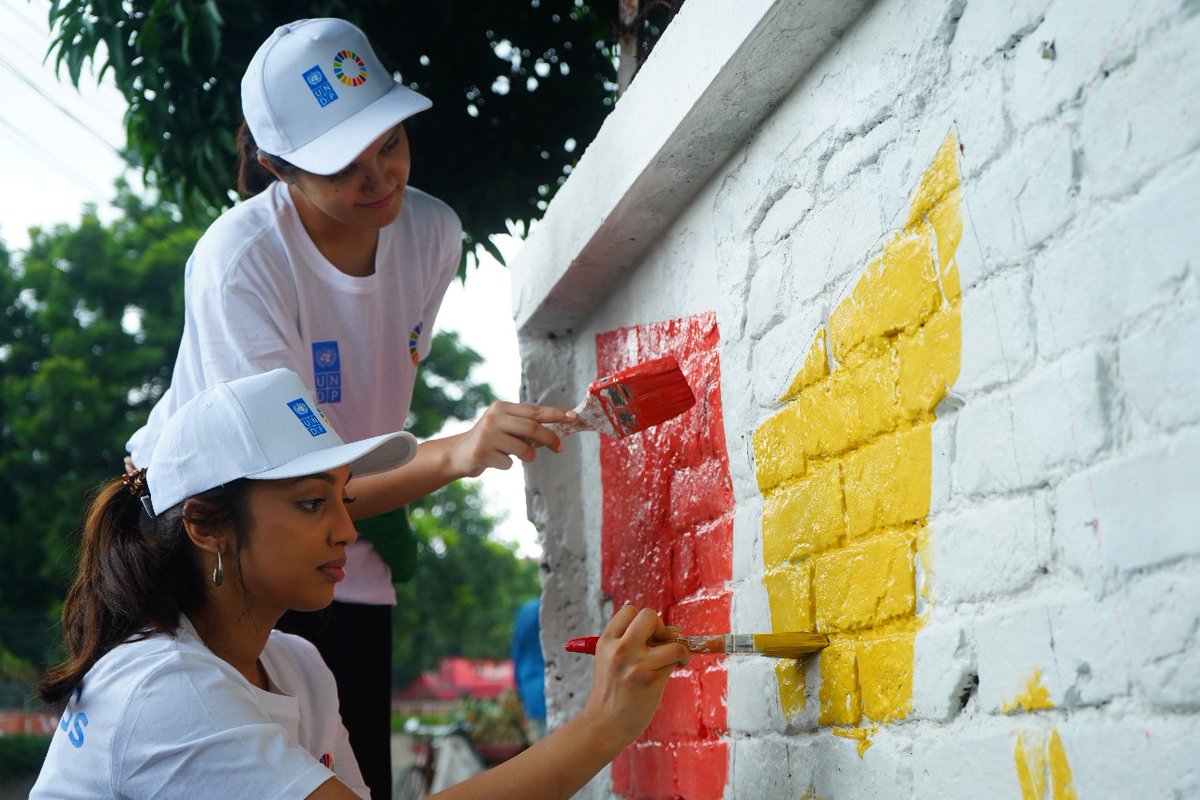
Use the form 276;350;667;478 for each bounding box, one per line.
0;0;50;38
0;53;124;154
0;113;110;197
0;27;125;127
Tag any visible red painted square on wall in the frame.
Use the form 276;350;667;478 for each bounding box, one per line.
598;311;732;800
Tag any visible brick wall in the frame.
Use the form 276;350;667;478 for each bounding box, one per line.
598;313;732;800
513;0;1200;797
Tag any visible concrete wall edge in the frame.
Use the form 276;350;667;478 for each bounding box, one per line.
511;0;876;336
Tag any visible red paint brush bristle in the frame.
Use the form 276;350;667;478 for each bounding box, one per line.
589;355;696;437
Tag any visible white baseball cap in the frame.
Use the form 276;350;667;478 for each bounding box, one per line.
143;368;417;516
241;18;432;175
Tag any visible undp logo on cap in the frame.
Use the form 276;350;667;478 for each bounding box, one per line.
287;398;328;437
302;65;339;107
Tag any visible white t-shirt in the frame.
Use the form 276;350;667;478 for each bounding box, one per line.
30;617;368;800
127;181;462;604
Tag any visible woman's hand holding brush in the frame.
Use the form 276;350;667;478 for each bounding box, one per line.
578;605;690;749
431;605;686;800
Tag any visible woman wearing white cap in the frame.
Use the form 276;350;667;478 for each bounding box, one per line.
123;17;576;795
34;369;687;800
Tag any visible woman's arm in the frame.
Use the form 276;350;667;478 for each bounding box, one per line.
431;606;688;800
347;401;576;519
308;606;682;800
307;777;364;800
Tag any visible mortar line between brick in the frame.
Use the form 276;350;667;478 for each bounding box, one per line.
956;121;1028;492
1029;257;1170;799
955;125;1173;793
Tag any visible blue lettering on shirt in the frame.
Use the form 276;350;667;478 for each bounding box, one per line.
68;712;89;748
302;66;339;107
312;341;343;404
60;687;88;748
287;399;328;437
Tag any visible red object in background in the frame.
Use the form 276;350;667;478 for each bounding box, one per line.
0;711;58;735
598;311;732;800
393;657;514;702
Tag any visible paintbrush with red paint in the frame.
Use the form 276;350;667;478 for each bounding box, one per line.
565;631;828;659
545;355;696;440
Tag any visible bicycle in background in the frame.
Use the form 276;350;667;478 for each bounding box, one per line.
394;719;484;800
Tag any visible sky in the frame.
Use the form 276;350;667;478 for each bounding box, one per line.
0;0;541;558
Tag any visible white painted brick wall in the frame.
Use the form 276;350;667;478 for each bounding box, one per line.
929;493;1051;604
956;347;1113;497
513;0;1200;796
913;722;1035;800
1122;568;1200;711
1056;432;1200;597
958;266;1036;395
728;738;792;799
1077;8;1200;200
1032;148;1199;359
1119;302;1200;433
912;621;974;722
1058;714;1200;797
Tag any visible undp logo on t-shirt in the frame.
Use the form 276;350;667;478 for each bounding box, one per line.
313;342;340;371
312;341;343;404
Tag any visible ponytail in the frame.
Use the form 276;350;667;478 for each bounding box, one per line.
235;120;300;198
37;477;252;705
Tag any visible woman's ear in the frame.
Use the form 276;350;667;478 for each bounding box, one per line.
257;154;290;184
181;498;231;556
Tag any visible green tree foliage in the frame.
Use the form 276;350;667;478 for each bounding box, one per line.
394;480;540;687
0;189;195;672
45;0;621;265
408;332;496;440
0;194;520;687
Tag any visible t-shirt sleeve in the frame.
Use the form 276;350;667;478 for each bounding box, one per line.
264;632;369;799
189;251;306;387
111;657;337;800
416;205;464;361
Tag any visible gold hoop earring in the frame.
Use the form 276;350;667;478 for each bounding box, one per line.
213;550;224;587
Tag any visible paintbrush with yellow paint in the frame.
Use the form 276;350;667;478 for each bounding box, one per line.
565;631;828;658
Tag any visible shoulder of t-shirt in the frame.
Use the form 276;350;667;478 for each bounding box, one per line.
403;185;461;228
402;186;464;249
264;629;336;689
265;628;323;663
86;631;243;755
189;184;291;290
88;628;226;695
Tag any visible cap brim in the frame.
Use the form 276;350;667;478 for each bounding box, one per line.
283;82;432;175
250;430;418;482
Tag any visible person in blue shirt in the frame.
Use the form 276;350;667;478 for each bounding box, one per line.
511;598;548;740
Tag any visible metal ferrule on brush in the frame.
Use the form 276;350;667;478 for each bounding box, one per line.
724;634;756;654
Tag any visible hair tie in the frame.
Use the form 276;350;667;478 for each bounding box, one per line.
122;467;149;498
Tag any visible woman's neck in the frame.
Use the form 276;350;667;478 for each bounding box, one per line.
188;601;279;691
287;184;379;277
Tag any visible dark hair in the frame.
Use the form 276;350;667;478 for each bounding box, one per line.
37;478;253;705
235;120;300;198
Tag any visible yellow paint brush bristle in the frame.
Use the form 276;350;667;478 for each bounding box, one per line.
750;632;829;658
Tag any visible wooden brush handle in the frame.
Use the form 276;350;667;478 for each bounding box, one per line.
563;635;719;655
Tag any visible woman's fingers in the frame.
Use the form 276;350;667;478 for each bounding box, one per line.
579;604;689;747
492;402;573;452
601;603;642;641
465;402;573;465
622;606;668;645
601;607;691;670
645;640;690;670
